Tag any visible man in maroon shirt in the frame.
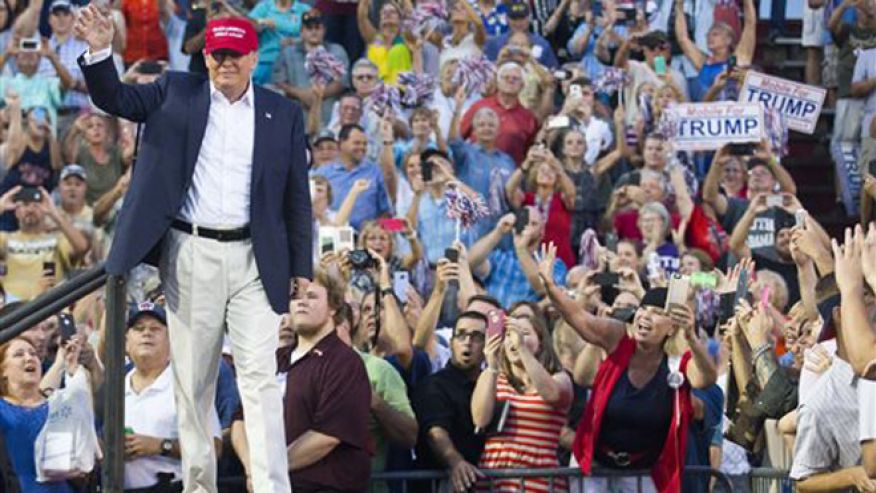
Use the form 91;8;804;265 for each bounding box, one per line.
248;269;372;492
459;61;539;165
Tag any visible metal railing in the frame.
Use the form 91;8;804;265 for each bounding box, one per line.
0;264;128;492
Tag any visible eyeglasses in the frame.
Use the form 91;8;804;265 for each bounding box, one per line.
453;331;485;342
354;73;377;81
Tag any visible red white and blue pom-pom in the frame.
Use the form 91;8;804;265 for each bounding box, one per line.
305;47;346;85
365;83;402;116
402;1;448;35
445;185;489;230
594;67;629;95
452;56;496;95
577;229;600;271
398;72;437;107
764;106;789;158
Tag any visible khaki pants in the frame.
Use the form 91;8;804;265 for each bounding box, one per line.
160;229;289;493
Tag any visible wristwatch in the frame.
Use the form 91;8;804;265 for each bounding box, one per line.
160;439;174;457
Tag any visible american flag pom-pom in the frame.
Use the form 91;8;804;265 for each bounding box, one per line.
445;186;489;230
577;229;600;271
402;1;448;35
365;83;402;116
305;47;346;85
452;56;496;95
764;106;789;157
594;67;629;95
398;72;437;107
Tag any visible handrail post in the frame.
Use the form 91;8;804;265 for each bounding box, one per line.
102;275;127;492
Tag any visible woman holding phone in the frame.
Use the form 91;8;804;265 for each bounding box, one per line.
471;312;572;492
538;243;717;493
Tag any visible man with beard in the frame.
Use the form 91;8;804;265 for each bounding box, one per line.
411;311;489;493
233;268;372;492
0;185;88;300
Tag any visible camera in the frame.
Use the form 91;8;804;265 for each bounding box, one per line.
348;249;376;270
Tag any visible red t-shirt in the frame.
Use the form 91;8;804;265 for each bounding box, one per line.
460;95;538;166
524;191;575;267
122;0;169;64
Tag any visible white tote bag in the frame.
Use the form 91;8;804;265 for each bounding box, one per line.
33;368;102;482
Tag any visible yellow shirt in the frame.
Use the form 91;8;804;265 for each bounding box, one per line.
0;231;72;301
367;36;413;85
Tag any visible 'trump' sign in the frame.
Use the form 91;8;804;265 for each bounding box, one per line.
739;71;826;134
664;102;764;151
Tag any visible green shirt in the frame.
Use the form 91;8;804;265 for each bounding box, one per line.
357;350;413;492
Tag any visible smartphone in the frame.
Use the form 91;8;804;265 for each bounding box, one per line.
690;272;718;289
766;194;783;208
137;60;163;75
531;45;544;60
514;208;529;235
727;55;737;70
444;247;459;263
728;143;754;156
733;268;749;308
393;271;410;303
18;38;39;52
569;84;583;99
605;233;618;253
58;313;77;344
665;274;690;310
378;218;407;233
318;227;336;255
595;272;620;305
336;226;354;252
553;69;572;81
547;115;571;130
420;159;434;182
610;306;637;324
486;310;506;340
795;209;808;229
654;55;667;76
43;261;56;278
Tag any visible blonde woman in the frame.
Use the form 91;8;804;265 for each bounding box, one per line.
538;242;717;493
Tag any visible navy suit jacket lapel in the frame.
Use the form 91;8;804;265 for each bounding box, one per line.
186;82;211;182
252;87;271;194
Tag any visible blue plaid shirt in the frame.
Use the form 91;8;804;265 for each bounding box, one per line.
416;193;473;264
483;249;567;309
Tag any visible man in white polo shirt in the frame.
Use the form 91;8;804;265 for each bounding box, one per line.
123;302;221;492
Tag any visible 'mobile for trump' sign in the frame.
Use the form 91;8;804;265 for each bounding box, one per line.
663;102;764;151
739;71;826;134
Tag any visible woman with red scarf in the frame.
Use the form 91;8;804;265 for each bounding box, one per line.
537;243;717;493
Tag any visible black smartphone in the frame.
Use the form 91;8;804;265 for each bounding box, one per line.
420;159;434;183
58;313;77;344
610;306;637;324
43;261;56;278
514;208;529;235
594;271;620;305
727;54;737;70
444;247;459;263
137;61;163;75
728;143;754;156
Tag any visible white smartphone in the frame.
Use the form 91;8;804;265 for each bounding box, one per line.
547;115;571;129
393;271;410;303
766;194;783;208
795;209;808;229
569;84;583;99
665;273;690;310
336;226;355;252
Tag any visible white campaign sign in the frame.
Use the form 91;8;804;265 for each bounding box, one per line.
739;71;826;134
664;102;764;151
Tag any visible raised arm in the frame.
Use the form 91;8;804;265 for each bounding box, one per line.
472;334;501;428
334;179;369;226
75;5;168;122
673;0;706;70
504;166;526;209
373;250;414;368
412;258;455;349
509;317;573;409
3;92;26;167
357;0;378;44
728;195;764;258
734;0;757;66
537;243;624;352
702;147;730;216
834;226;876;376
379;117;399;200
468;213;513;270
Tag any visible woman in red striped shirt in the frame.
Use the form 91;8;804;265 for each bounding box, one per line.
471;313;573;492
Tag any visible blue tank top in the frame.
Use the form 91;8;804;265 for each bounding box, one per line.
0;399;73;492
692;61;729;102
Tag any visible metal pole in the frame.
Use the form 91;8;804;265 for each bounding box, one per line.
102;274;127;492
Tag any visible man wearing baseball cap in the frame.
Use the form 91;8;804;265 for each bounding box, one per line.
75;7;311;493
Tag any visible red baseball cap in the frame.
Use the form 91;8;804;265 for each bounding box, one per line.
204;17;258;55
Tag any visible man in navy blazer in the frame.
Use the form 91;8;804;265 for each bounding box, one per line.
75;8;310;493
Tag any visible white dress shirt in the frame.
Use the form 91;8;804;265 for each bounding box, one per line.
84;47;256;228
178;82;255;228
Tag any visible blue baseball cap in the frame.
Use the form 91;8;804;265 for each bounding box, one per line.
126;301;167;328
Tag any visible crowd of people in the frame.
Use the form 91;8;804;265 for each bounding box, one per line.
0;0;875;492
